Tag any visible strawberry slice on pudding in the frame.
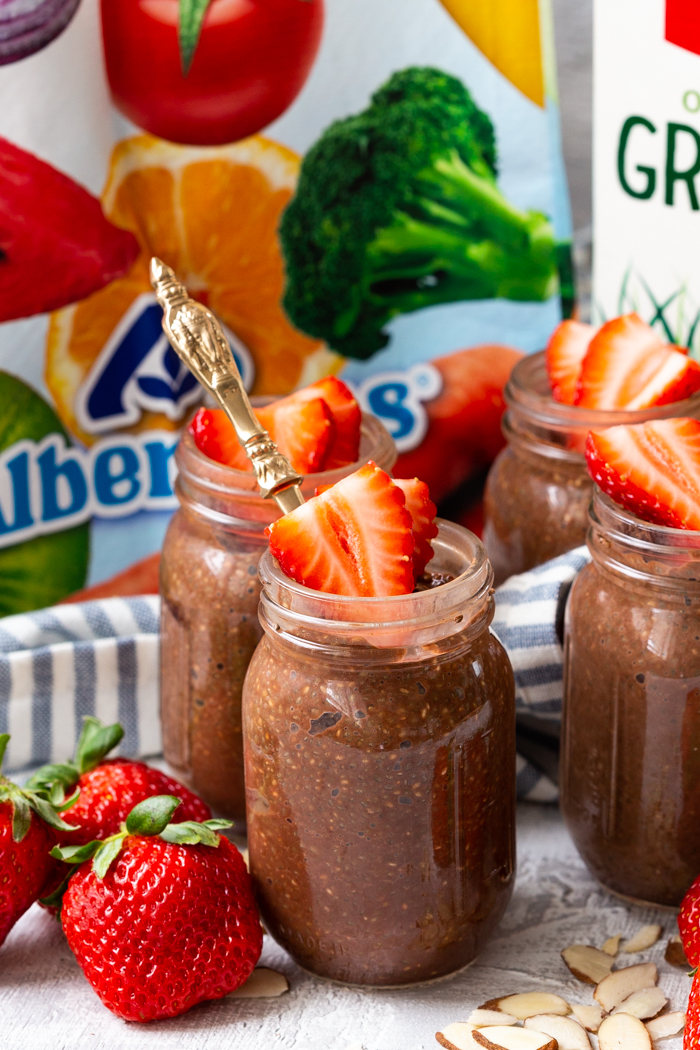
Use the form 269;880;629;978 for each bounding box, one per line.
189;376;361;475
268;462;418;597
283;376;361;469
190;397;334;474
545;319;596;405
586;417;700;530
575;314;700;410
393;477;438;576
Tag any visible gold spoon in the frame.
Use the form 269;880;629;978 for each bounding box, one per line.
150;257;304;515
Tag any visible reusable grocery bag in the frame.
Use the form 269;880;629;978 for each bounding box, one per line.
0;0;572;613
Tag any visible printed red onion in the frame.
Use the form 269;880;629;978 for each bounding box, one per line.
0;0;81;65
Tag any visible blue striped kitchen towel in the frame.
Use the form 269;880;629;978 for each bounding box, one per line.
492;545;592;802
0;597;161;773
0;547;591;802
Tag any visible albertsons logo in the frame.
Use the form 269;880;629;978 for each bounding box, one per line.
76;293;254;434
0;296;254;550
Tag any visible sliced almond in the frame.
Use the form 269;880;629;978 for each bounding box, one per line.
665;935;689;968
597;1013;653;1050
622;925;662;954
612;986;667;1020
594;963;658;1013
227;967;289;998
562;945;614;984
524;1014;591;1049
482;993;570;1020
570;1005;603;1033
472;1027;557;1050
645;1011;686;1040
469;1010;518;1028
437;1023;480;1050
602;935;622;956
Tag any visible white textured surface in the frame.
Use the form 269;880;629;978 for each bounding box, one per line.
0;806;689;1050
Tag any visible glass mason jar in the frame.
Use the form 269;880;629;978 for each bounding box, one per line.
160;411;395;821
243;521;516;986
561;490;700;907
483;351;700;586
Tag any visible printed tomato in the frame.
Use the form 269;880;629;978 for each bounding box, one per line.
101;0;324;146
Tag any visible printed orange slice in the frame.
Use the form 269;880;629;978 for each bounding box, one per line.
46;134;335;445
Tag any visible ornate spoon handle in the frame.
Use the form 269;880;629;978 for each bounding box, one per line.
150;257;304;515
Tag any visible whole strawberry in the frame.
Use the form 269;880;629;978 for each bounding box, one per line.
28;717;210;846
0;733;77;945
679;872;700;967
56;796;262;1022
685;969;700;1049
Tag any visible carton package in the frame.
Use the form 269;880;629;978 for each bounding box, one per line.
0;0;572;614
594;0;700;341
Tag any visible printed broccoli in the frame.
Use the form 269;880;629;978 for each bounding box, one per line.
280;66;559;360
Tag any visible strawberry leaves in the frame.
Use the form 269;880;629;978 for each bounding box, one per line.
179;0;213;75
75;717;124;775
51;796;233;879
126;795;181;836
160;818;231;846
0;733;80;843
26;716;124;804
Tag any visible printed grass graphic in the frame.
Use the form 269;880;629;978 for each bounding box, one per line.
0;372;89;615
597;267;700;358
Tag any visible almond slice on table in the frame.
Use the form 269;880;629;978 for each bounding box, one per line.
562;945;614;984
524;1014;591;1049
597;1012;653;1049
481;993;570;1020
436;1022;480;1049
665;935;689;968
472;1027;557;1050
594;963;658;1012
570;1005;603;1033
623;925;662;953
612;985;667;1019
602;935;622;956
469;1010;518;1027
645;1011;686;1040
227;967;289;998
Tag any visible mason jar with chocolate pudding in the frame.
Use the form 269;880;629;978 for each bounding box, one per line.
483;352;700;585
561;490;700;907
160;411;395;821
243;522;516;986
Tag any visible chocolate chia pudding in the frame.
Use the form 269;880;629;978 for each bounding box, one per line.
483;352;700;586
561;491;700;907
243;521;516;986
160;413;395;821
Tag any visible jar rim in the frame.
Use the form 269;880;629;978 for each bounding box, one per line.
591;489;700;552
507;351;700;432
257;519;493;648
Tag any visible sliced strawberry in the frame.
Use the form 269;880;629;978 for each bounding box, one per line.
546;320;595;404
393;477;438;576
586;418;700;530
189;407;248;470
189;396;334;475
268;461;415;597
575;313;700;410
286;377;361;469
257;396;334;474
